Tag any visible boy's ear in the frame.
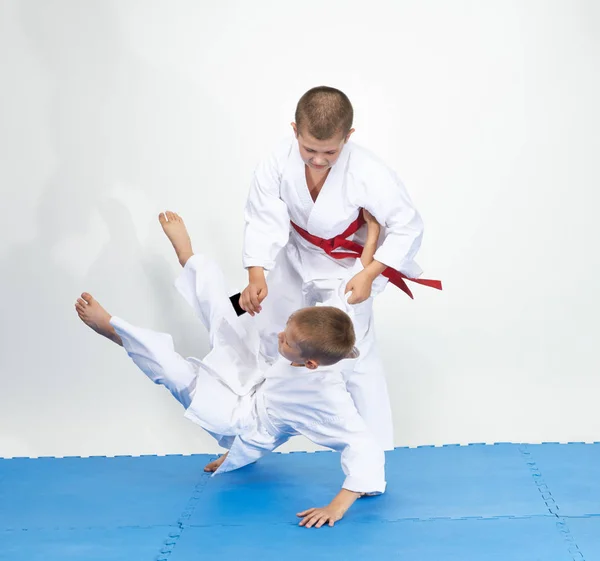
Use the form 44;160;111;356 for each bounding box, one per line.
304;359;319;370
291;122;299;138
346;347;360;359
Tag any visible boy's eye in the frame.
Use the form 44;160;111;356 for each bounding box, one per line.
306;149;315;153
326;151;336;155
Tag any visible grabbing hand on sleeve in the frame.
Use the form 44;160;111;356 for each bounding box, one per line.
344;269;374;305
239;267;268;316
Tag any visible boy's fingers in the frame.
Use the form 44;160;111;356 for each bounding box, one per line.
249;291;260;310
329;519;334;527
241;290;256;316
307;512;324;528
254;288;266;312
297;508;315;517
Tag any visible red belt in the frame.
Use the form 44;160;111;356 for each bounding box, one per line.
290;211;442;299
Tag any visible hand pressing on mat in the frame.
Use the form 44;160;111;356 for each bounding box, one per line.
297;489;361;528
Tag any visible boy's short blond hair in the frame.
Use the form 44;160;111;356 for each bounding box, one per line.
290;306;359;366
295;86;354;140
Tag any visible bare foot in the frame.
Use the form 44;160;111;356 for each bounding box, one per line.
75;293;123;346
204;452;228;473
159;211;194;267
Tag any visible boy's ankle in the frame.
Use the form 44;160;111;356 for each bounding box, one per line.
178;251;194;268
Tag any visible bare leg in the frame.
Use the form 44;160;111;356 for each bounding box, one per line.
75;293;123;346
204;451;228;472
159;211;194;267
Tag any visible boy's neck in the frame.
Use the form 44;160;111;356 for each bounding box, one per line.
290;361;320;370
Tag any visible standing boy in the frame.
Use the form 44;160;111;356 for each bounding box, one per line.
239;86;440;450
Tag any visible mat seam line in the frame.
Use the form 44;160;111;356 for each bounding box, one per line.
7;512;588;533
519;444;585;561
153;458;216;561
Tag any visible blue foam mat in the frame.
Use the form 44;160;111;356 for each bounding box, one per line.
170;517;573;561
0;527;172;561
567;516;600;560
186;444;547;526
0;455;213;529
374;444;547;520
526;443;600;516
1;444;599;560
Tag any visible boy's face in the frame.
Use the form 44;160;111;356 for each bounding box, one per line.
278;319;318;369
291;123;354;172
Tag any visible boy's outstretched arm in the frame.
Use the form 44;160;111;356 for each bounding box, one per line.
294;415;386;529
241;152;291;316
297;488;361;528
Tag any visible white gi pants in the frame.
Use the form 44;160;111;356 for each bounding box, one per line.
110;255;253;443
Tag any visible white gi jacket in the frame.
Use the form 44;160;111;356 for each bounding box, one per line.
243;136;424;278
111;255;386;495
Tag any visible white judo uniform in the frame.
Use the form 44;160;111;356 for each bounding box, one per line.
243;137;424;450
110;254;386;494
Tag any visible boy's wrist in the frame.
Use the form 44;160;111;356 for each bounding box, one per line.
363;260;386;281
248;266;265;280
331;489;361;514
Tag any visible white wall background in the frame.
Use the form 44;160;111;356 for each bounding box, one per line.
1;0;599;458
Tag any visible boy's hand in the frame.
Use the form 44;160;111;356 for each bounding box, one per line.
296;505;344;528
240;267;268;316
297;489;361;528
345;269;374;305
362;208;379;227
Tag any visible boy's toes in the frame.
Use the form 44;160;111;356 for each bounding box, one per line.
158;212;167;224
166;211;175;221
81;292;94;304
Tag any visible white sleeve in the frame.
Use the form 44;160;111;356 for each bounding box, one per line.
361;168;424;277
242;152;291;271
296;409;386;495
